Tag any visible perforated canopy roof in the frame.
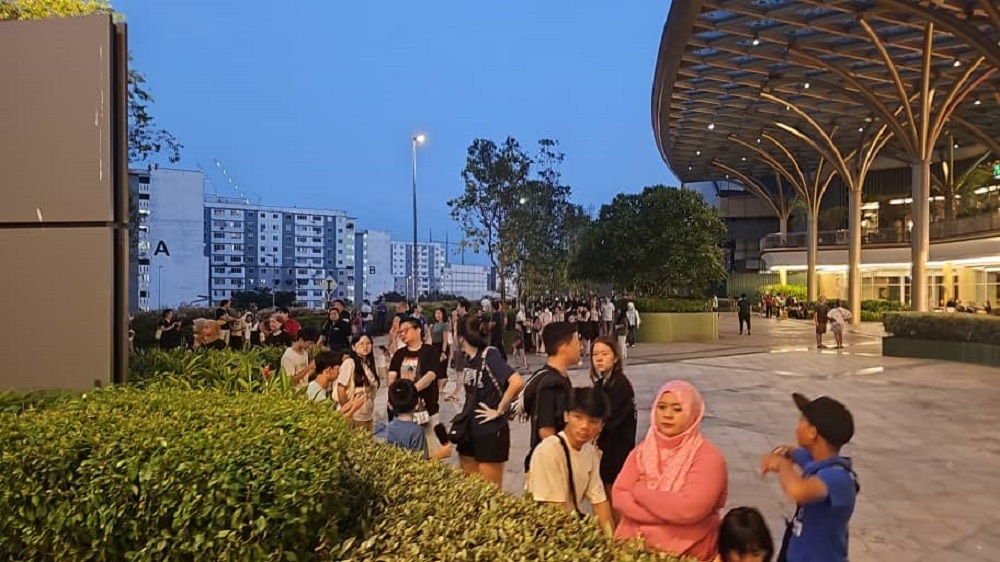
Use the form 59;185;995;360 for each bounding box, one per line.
653;0;1000;183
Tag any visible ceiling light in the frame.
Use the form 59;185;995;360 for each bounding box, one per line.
954;143;960;149
742;157;747;161
688;165;693;170
974;98;982;105
953;59;961;67
858;126;864;132
725;174;730;179
708;123;716;130
752;34;760;47
757;137;762;144
696;150;702;156
804;82;810;89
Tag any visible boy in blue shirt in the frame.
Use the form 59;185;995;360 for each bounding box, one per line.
761;393;859;562
375;379;452;460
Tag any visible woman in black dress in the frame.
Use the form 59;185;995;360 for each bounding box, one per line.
589;336;637;521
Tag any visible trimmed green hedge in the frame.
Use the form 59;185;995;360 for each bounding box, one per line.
0;389;362;560
883;312;1000;346
620;298;712;313
758;284;807;301
0;389;682;562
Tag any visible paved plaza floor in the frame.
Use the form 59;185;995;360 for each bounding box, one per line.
378;316;1000;562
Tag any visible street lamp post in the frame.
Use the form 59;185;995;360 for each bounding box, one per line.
411;134;426;303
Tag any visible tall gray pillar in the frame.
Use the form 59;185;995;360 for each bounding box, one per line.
806;211;819;302
848;190;862;323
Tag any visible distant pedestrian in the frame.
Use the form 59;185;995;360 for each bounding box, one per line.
737;293;752;335
826;300;852;349
814;296;829;349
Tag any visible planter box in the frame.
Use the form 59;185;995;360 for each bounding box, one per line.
882;336;1000;367
637;312;718;343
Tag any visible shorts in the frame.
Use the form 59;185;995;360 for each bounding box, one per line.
816;324;827;335
457;424;510;464
831;322;843;334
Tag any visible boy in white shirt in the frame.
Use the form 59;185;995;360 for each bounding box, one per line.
282;327;319;388
826;300;853;349
307;350;367;414
528;386;614;536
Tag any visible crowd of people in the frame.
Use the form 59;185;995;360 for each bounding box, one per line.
152;296;858;562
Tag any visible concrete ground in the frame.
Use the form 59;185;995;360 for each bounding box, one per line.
372;315;1000;562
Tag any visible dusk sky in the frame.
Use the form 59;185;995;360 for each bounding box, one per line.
116;0;679;264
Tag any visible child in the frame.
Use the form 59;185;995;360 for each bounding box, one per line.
826;300;852;349
713;506;774;562
374;379;452;460
761;394;858;562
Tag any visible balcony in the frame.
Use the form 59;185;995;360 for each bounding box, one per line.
761;212;1000;251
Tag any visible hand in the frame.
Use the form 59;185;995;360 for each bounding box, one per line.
434;442;454;460
474;402;503;422
760;452;790;476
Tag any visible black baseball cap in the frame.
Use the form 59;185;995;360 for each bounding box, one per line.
793;393;854;447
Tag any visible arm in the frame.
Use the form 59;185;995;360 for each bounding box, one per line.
593;501;614;537
632;447;728;525
414;347;439;392
611;451;661;525
290;361;315;386
535;385;561;441
760;453;829;505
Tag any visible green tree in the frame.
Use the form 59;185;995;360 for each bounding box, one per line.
2;0;183;164
449;137;531;303
571;186;726;298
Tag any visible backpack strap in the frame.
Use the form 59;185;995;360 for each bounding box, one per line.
556;434;582;515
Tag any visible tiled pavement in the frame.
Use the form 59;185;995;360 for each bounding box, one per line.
373;317;1000;562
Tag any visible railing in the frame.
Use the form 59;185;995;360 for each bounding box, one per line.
761;211;1000;250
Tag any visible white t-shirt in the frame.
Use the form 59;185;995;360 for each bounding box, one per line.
336;357;377;422
828;307;851;326
281;347;310;388
528;432;607;508
602;302;615;322
306;380;328;403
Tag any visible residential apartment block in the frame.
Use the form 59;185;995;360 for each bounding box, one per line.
128;168;209;312
354;229;394;304
204;195;356;309
391;241;447;298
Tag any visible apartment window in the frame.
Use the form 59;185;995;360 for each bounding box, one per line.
260;212;266;218
233;244;243;251
273;214;279;219
213;209;224;216
285;236;292;242
213;232;224;239
214;267;225;274
214;244;225;251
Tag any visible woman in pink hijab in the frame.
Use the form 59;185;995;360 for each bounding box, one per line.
612;380;728;561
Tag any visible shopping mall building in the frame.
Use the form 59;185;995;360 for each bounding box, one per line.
652;0;1000;313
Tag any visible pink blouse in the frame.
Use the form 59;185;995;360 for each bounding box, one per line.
612;439;728;562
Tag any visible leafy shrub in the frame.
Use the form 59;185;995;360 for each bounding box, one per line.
883;312;1000;346
860;300;909;313
758;284;807;301
0;389;360;561
0;389;79;414
621;298;712;313
128;347;287;392
0;390;683;562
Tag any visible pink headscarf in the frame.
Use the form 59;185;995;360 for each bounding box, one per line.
635;380;706;491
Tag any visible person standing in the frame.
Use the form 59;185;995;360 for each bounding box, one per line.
760;393;858;562
826;300;852;350
737;293;752;335
814;296;829;349
625;302;641;348
455;316;524;488
387;318;444;457
527;387;614;536
521;322;579;472
613;380;728;561
589;337;637;518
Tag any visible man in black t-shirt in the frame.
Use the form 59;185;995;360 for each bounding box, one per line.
483;299;508;360
387;317;444;455
521;321;578;472
737;293;752;335
320;299;352;352
814;295;829;349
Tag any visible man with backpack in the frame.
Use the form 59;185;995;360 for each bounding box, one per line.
737;293;752;335
760;393;858;562
519;321;578;472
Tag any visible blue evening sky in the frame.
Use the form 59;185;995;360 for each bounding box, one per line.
116;0;679;264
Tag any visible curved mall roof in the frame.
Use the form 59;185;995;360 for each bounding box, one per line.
653;0;1000;184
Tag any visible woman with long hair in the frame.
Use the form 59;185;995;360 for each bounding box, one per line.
336;333;380;432
613;380;728;561
430;307;451;393
589;337;637;512
455;315;525;487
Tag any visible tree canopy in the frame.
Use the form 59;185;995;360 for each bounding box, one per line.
571;186;726;298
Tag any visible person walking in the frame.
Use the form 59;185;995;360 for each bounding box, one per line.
737;293;752;335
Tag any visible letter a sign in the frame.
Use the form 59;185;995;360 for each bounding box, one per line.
153;241;171;256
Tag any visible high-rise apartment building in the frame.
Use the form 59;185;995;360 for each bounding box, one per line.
391;241;446;298
129;168;209;312
204;196;356;309
354;229;394;303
